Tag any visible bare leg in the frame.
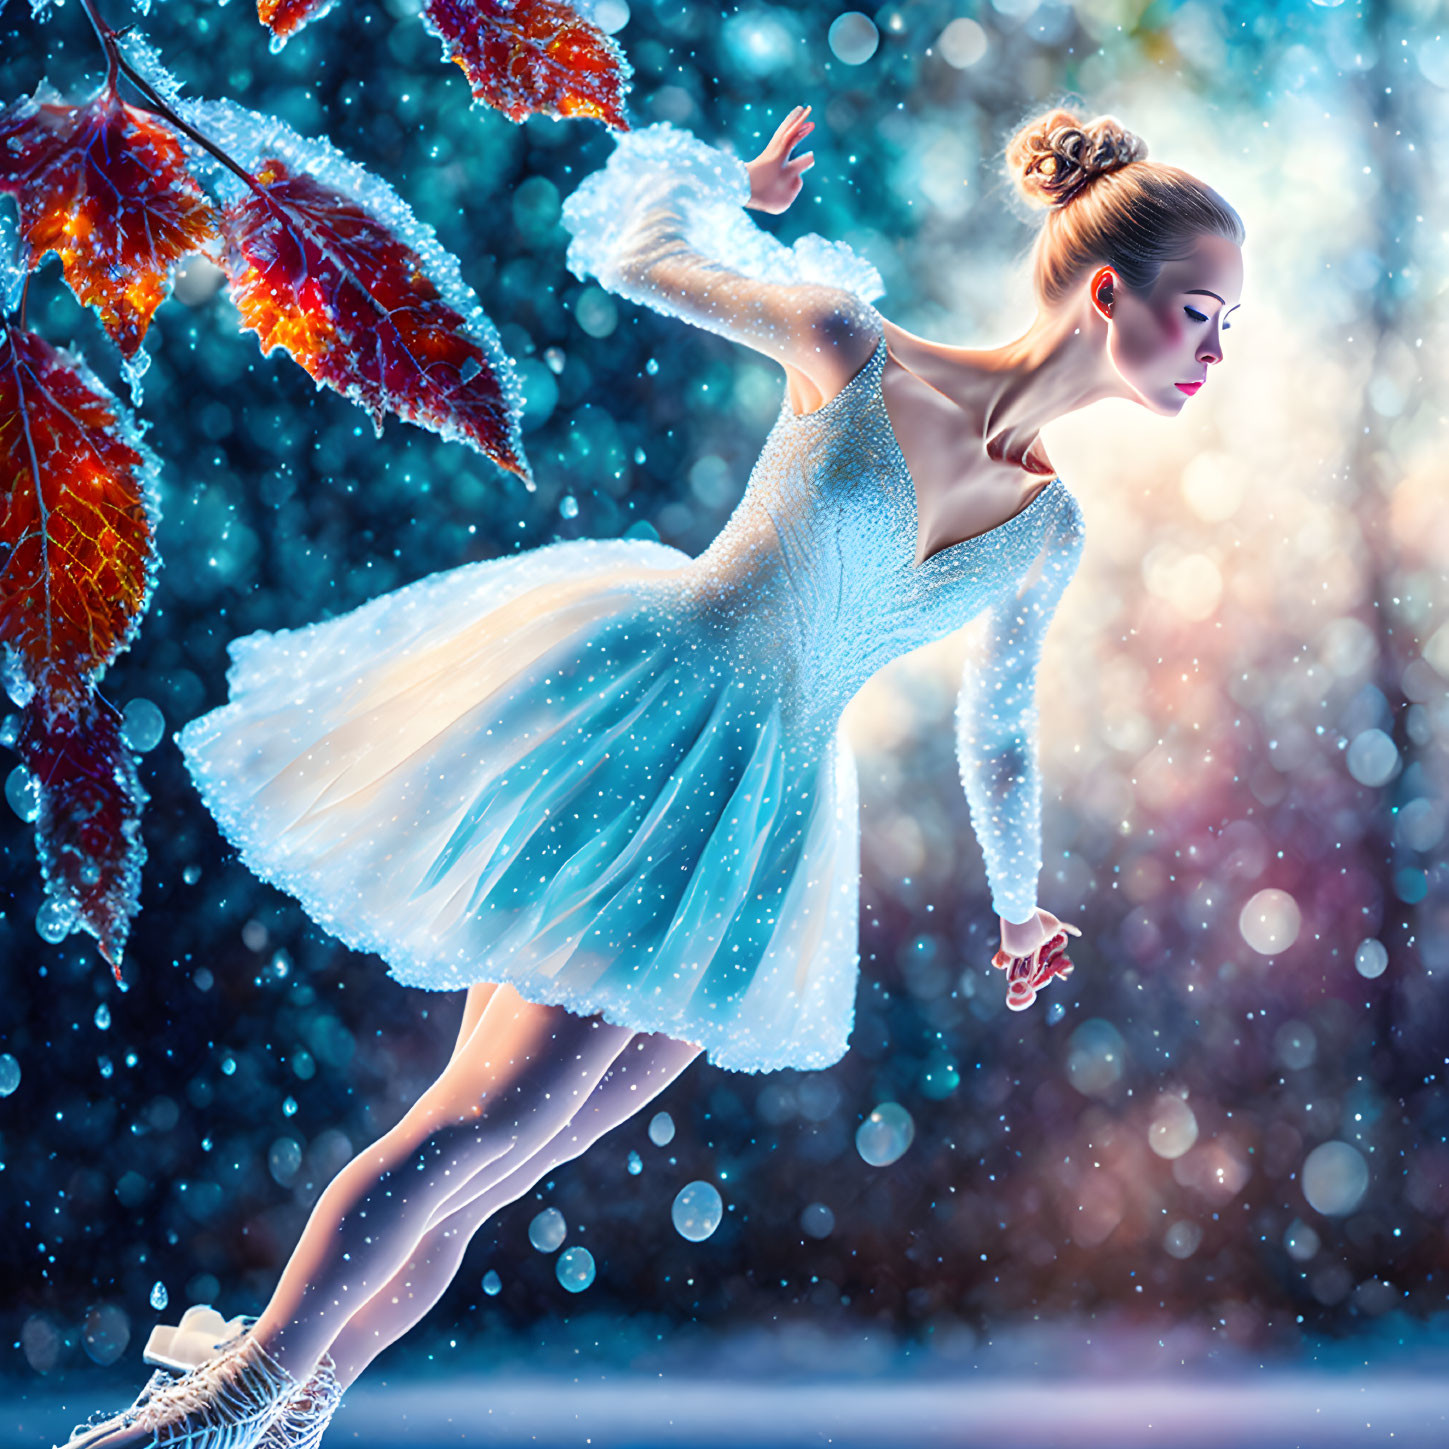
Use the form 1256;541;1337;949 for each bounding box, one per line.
234;982;637;1381
324;1027;702;1388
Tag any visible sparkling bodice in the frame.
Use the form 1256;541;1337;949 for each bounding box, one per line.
682;326;1080;737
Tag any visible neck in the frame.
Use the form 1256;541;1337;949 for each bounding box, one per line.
949;295;1124;470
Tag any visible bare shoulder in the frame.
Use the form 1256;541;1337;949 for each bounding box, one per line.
779;290;882;417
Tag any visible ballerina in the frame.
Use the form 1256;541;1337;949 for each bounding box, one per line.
58;98;1243;1449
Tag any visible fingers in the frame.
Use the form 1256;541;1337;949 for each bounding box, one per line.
774;104;814;157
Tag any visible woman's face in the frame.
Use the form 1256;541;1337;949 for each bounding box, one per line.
1098;233;1243;415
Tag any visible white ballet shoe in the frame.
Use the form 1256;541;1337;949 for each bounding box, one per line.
57;1321;295;1449
255;1353;344;1449
144;1306;256;1374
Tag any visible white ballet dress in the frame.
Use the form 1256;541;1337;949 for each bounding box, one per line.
174;122;1085;1074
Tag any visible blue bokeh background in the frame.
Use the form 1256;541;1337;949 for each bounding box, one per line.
3;1;1448;1441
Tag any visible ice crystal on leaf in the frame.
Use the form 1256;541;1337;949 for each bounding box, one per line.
1;209;24;317
112;29;191;113
0;80;221;367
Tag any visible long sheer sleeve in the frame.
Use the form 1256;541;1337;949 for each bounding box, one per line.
956;493;1086;924
559;121;884;364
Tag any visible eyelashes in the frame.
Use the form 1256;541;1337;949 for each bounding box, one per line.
1186;306;1232;331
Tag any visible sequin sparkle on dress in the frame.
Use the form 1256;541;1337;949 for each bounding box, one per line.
174;122;1085;1074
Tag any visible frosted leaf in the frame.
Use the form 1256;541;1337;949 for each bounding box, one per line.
158;95;526;472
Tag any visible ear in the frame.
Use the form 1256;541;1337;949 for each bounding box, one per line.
1089;265;1117;323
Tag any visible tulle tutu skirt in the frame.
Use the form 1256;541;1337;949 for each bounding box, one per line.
175;538;859;1073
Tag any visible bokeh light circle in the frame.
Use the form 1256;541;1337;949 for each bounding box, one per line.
1302;1141;1369;1216
1346;728;1400;787
1163;1221;1203;1259
855;1102;915;1165
1148;1095;1200;1160
828;12;880;65
528;1206;567;1252
1355;938;1388;980
672;1180;724;1241
1239;888;1301;955
556;1246;596;1293
1274;1021;1317;1071
801;1202;835;1239
1065;1019;1126;1096
1284;1219;1320;1262
938;18;988;68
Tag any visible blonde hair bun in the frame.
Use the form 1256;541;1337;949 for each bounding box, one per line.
1005;106;1148;210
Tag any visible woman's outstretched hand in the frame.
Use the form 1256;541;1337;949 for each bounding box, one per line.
745;104;815;214
991;908;1082;1013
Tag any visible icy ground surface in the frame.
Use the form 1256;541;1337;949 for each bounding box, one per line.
10;1321;1449;1448
11;1371;1449;1448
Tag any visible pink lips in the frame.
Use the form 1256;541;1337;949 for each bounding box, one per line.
1176;381;1203;395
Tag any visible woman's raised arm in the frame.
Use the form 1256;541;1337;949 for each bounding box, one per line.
560;114;884;394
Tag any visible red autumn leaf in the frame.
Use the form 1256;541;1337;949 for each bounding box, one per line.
0;79;220;358
421;0;633;129
17;694;149;978
255;0;343;47
0;322;163;719
218;157;532;485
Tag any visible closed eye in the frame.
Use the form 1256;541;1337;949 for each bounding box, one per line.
1186;306;1231;331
